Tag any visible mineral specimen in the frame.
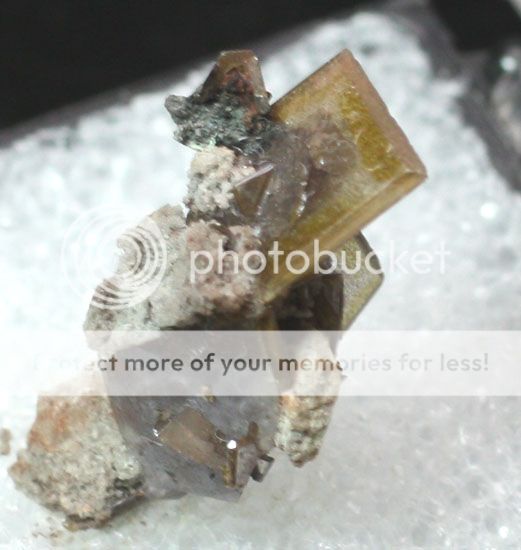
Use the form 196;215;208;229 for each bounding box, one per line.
10;393;144;529
13;49;426;527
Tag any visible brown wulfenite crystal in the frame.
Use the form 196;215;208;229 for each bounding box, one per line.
13;50;426;527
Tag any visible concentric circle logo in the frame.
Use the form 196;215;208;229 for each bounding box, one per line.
61;206;167;310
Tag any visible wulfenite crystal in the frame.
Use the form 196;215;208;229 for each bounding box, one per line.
13;49;426;528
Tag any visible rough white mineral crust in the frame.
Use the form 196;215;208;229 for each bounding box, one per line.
275;331;342;465
84;204;263;342
9;395;143;529
187;146;255;217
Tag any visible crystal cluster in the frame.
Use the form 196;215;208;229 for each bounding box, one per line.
11;49;425;527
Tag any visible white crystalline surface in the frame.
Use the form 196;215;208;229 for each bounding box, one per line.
1;11;521;550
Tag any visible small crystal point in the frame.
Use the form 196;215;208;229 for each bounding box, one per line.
233;163;273;217
164;51;271;150
200;50;270;114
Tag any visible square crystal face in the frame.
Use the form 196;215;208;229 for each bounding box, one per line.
263;50;426;299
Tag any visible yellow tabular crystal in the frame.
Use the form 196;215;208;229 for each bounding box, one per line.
264;49;426;300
